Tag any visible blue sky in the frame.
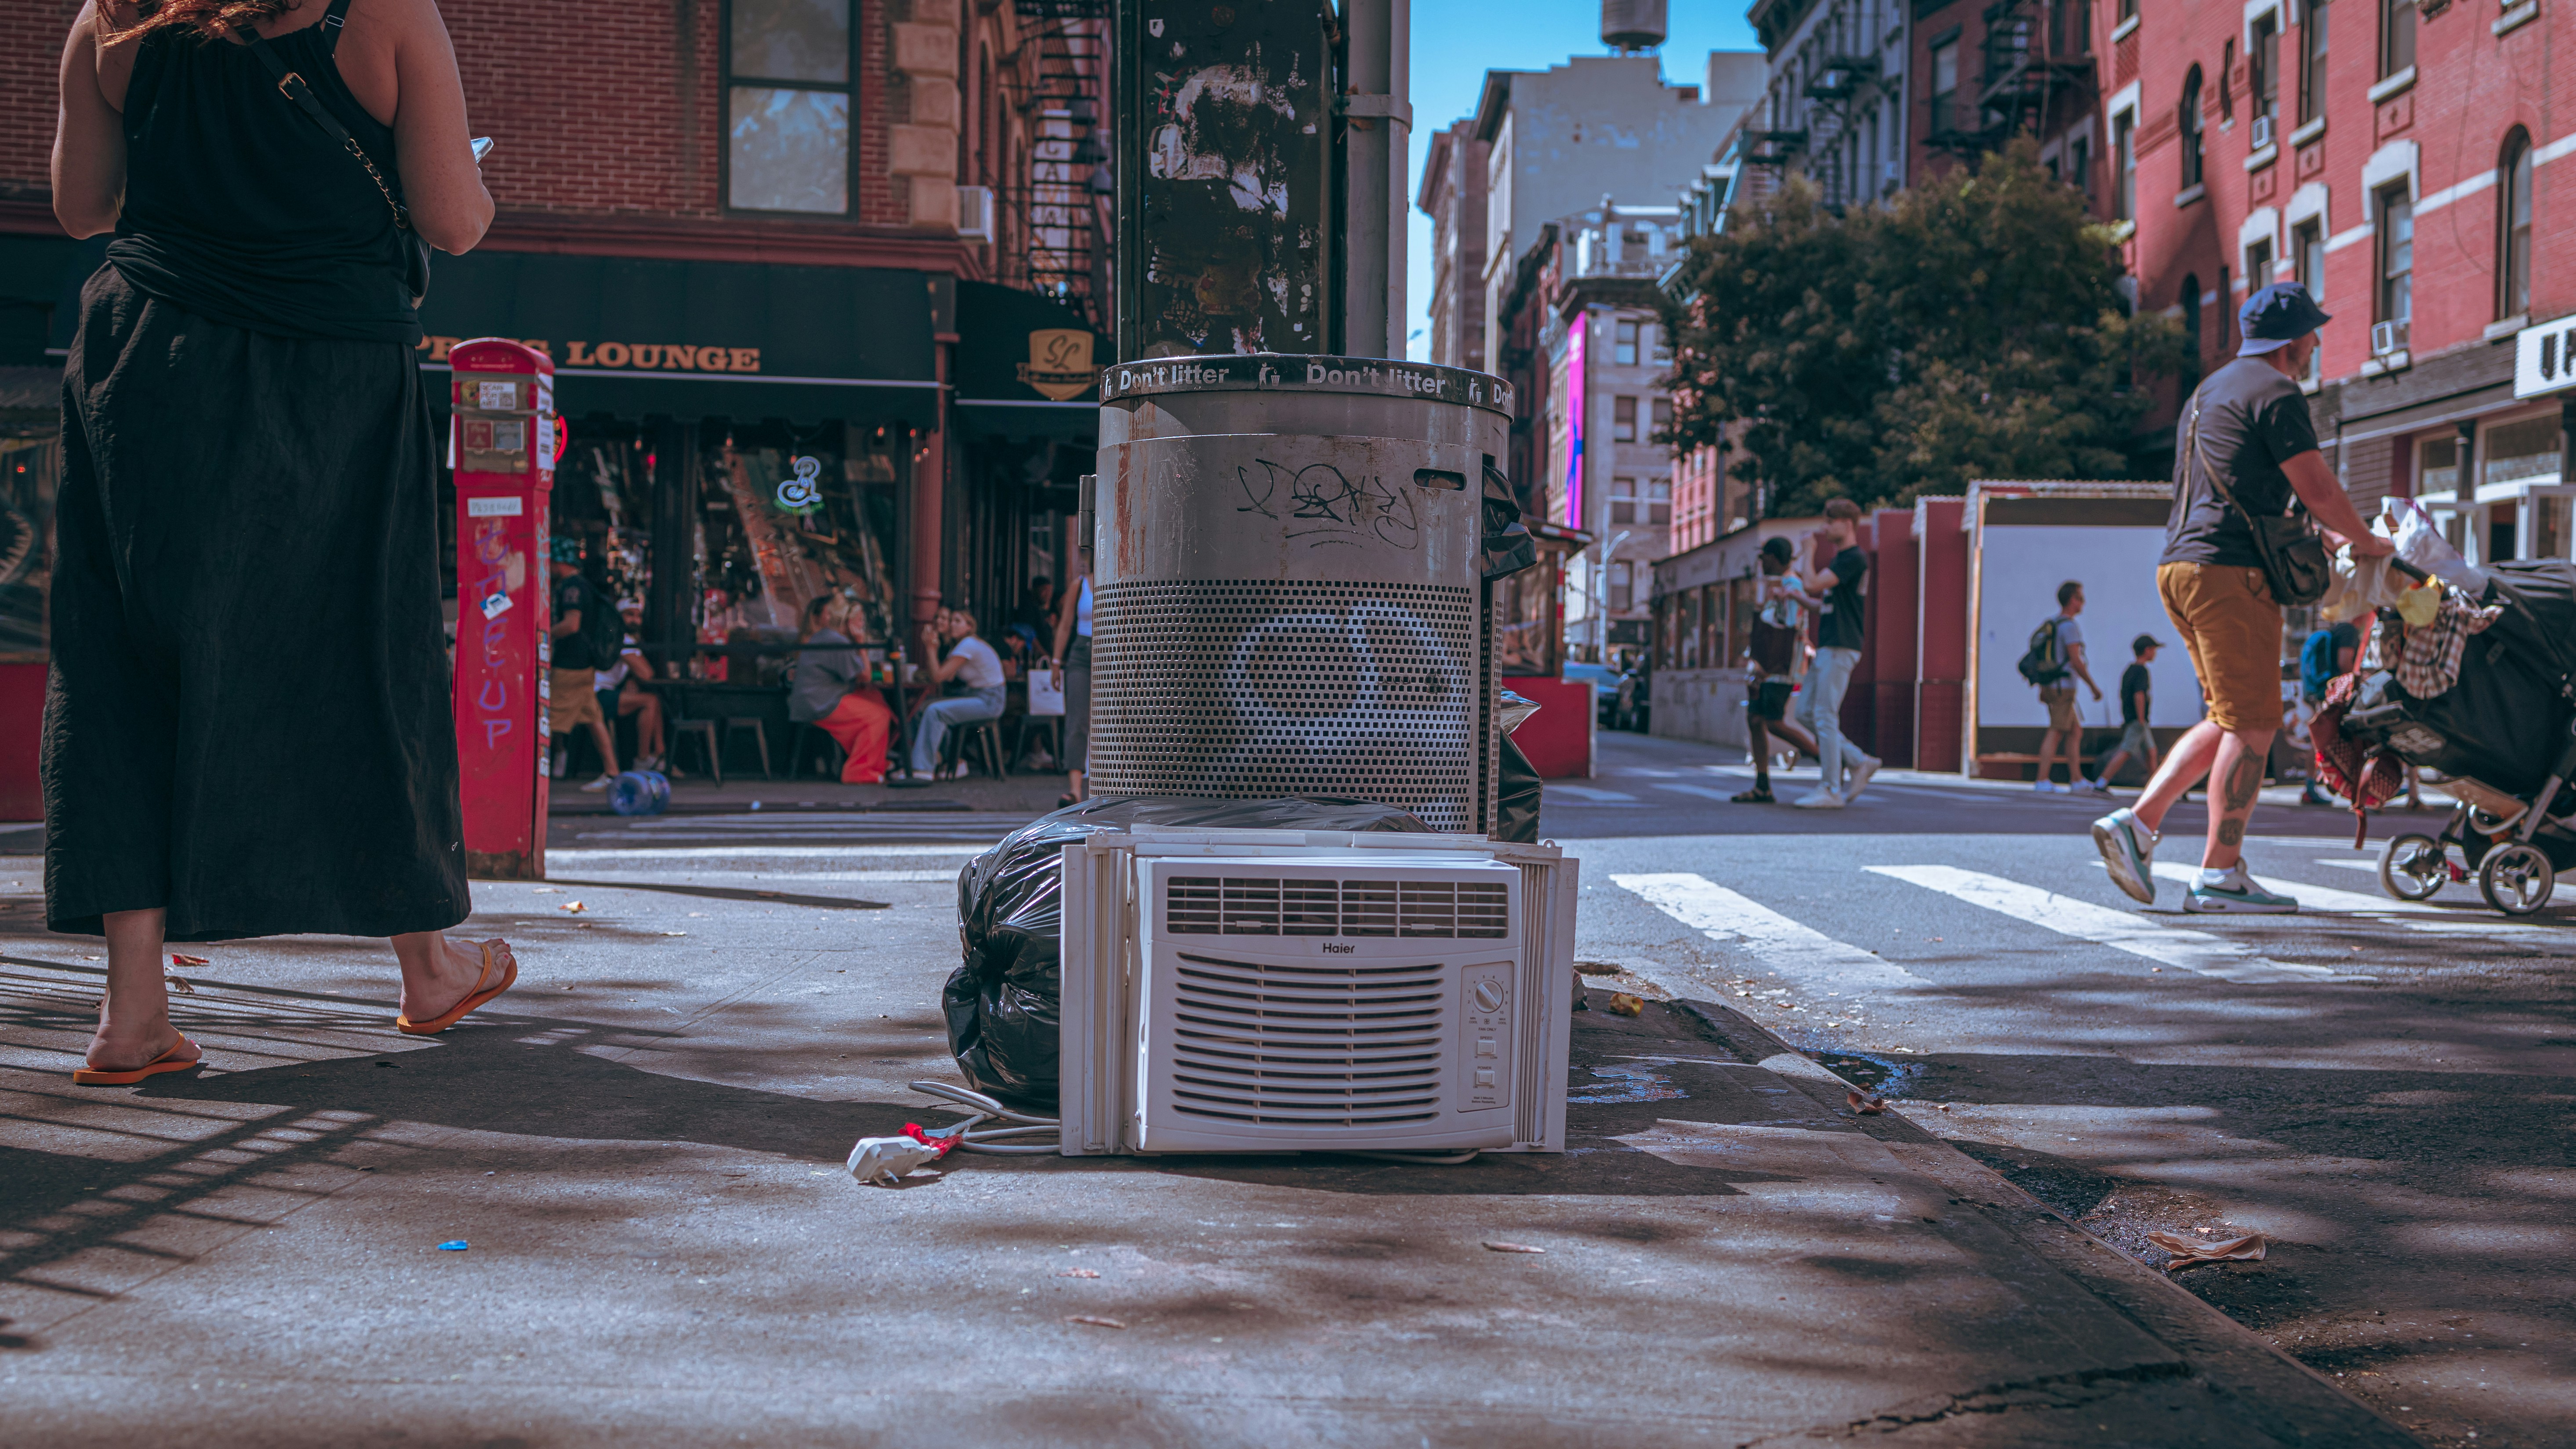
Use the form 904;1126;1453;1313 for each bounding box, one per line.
1405;1;1760;360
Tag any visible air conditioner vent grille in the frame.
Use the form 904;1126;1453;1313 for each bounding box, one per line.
1168;953;1446;1126
1164;876;1508;938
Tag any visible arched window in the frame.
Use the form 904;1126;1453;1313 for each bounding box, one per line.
2499;129;2534;320
2180;68;2206;189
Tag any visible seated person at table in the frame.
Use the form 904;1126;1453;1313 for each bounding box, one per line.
594;599;668;773
911;608;1007;779
790;595;891;784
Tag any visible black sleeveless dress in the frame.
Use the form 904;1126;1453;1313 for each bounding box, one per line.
44;0;471;941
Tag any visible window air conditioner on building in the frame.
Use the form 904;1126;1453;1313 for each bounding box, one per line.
2372;320;2409;356
2250;115;2275;151
1056;827;1578;1157
956;185;995;242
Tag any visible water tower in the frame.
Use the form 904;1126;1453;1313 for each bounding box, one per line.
1601;0;1666;52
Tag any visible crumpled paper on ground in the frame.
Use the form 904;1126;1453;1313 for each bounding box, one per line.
2145;1229;2268;1271
845;1123;958;1186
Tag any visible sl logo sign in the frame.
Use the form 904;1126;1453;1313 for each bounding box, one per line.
1017;328;1097;402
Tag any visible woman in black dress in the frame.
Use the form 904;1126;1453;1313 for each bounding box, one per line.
51;0;510;1082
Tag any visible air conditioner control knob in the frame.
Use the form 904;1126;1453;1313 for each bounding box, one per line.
1473;980;1506;1012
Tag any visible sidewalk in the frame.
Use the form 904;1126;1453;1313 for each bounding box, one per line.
546;763;1071;816
0;856;2412;1447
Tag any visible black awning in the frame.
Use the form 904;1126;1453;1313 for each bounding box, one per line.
414;250;940;426
953;280;1103;439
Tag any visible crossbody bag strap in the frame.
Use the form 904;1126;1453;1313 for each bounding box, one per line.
2187;386;2269;523
239;27;413;233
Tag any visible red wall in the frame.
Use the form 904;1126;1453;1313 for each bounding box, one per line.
1914;498;1970;773
1503;676;1593;781
1865;508;1920;767
0;662;43;821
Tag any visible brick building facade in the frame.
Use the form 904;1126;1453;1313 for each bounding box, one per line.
2120;0;2575;560
0;0;1110;804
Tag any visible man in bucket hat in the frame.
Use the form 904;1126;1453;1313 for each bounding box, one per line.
2089;283;2393;912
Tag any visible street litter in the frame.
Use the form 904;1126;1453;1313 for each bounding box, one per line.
559;901;586;913
2146;1230;2268;1271
1573;961;1623;976
1607;993;1644;1016
1064;1315;1126;1329
171;953;209;966
437;1240;468;1251
845;1123;958;1186
164;975;195;994
1847;1090;1888;1115
1482;1241;1546;1253
1058;1268;1101;1278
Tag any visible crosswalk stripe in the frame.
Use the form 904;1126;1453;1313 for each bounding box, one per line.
1654;783;1745;803
1610;872;1927;992
1549;785;1641;804
2145;860;2573;937
1868;864;2366;984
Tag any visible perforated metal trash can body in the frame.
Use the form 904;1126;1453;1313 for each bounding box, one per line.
1091;356;1516;833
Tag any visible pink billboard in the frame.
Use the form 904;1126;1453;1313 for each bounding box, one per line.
1562;312;1586;528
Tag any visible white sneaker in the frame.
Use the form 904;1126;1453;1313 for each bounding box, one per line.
1843;757;1880;801
579;774;614;792
1791;789;1846;809
2032;779;2062;794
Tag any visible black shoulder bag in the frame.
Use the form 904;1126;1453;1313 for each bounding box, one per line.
240;20;432;307
2184;385;2331;607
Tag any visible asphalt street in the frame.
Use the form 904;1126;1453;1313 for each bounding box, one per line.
1564;731;2576;1449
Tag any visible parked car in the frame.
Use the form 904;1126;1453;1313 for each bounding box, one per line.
1563;661;1627;729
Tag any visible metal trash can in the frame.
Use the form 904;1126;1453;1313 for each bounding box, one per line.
1089;355;1516;832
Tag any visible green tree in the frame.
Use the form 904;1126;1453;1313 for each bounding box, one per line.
1659;140;2185;517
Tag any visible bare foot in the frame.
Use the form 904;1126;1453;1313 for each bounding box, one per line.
398;937;517;1024
84;1024;200;1074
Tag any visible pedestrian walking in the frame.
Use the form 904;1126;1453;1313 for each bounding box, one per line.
2027;581;2104;793
1732;537;1823;803
2091;284;2394;913
1791;499;1880;808
1049;563;1094;806
2082;635;2162;794
47;0;510;1082
790;594;891;784
911;608;1007;778
2297;621;2359;806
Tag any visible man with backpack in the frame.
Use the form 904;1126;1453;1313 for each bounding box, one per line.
2023;580;2102;794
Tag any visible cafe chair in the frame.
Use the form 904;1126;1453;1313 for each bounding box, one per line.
722;717;774;780
946;720;1009;781
790;722;845;781
670;719;723;787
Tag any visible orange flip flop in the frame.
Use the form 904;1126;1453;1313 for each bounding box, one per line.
73;1035;203;1086
395;942;518;1036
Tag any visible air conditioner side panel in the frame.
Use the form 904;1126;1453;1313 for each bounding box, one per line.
1056;841;1134;1156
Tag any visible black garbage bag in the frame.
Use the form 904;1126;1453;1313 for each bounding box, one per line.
944;795;1433;1111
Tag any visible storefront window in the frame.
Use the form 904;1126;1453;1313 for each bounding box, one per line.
2417;434;2459;496
2532;497;2570;563
2483;414;2564;488
0;433;57;658
727;0;855;214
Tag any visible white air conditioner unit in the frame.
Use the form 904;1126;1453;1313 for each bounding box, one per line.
2250;114;2275;151
2372;319;2408;356
1057;827;1578;1157
956;184;996;242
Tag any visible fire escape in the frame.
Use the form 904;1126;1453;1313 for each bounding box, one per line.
1005;0;1110;327
1927;0;2097;157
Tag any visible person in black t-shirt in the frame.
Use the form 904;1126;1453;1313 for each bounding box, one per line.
546;537;618;792
2084;635;2162;794
1732;537;1823;803
1789;499;1881;808
2090;283;2392;915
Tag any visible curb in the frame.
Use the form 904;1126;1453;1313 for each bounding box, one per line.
1672;996;2423;1448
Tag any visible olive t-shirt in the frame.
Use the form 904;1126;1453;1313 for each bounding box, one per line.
2161;358;2321;570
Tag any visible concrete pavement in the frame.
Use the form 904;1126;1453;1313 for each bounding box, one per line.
0;838;2409;1446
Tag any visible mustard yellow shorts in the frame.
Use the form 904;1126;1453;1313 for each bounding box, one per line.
548;667;606;734
2156;562;2283;734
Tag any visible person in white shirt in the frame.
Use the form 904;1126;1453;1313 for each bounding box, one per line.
1048;565;1093;806
911;607;1008;778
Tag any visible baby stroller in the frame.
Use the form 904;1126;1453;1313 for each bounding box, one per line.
2337;557;2576;916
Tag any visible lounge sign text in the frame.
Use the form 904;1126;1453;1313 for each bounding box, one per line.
418;336;764;374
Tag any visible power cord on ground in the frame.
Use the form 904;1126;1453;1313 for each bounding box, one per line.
908;1080;1062;1154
